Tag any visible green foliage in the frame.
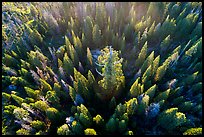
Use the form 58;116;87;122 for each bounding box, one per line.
160;35;171;54
93;114;105;126
183;128;202;135
4;105;17;115
129;77;143;98
57;124;72;135
141;51;154;75
86;47;93;68
84;16;93;45
46;107;60;121
3;53;19;68
147;2;165;23
69;85;76;102
124;130;134;135
39;78;52;92
145;84;157;99
106;117;118;133
34;100;49;111
71;120;83;135
2;92;11;101
31;120;46;130
158;108;187;131
11;94;24;105
135;41;148;67
154;89;170;102
93;24;102;48
73;68;90;100
24;87;39;99
63;52;74;75
137;94;149;115
84;128;97;135
119;120;127;133
45;90;60;108
97;46;125;100
2;2;202;135
154;60;168;82
125;98;138;116
16;128;30;135
13;107;29;120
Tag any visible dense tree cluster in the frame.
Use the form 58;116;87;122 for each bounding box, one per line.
2;2;202;135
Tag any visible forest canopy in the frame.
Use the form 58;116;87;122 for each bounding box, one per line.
2;2;202;135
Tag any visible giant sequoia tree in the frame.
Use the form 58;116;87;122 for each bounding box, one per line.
2;2;202;135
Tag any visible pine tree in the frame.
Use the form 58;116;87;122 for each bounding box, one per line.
141;51;154;74
16;128;30;135
31;120;46;130
84;128;97;135
97;46;125;100
86;47;93;68
183;128;202;135
119;119;127;133
76;104;92;128
142;65;152;84
151;55;160;76
11;94;24;105
24;87;39;99
69;44;79;67
154;89;170;102
73;35;83;59
3;53;19;68
71;120;83;135
135;41;148;67
125;98;138;116
93;114;105;126
84;16;93;45
106;117;118;133
46;107;60;121
154;59;168;82
129;77;143;98
172;96;185;106
13;107;29;120
160;35;171;55
169;3;181;19
34;100;49;112
147;2;166;23
45;90;60;108
160;15;176;41
181;71;199;85
137;94;149;115
178;101;193;112
175;13;199;41
93;24;102;48
158;108;187;131
63;52;74;76
57;124;72;135
145;84;157;100
39;78;52;92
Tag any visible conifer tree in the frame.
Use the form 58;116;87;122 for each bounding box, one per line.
97;46;125;100
154;89;170;102
158;108;187;131
57;124;72;135
135;41;148;68
145;84;157;100
84;128;97;135
24;87;39;99
93;24;102;48
11;94;24;105
147;2;166;23
84;16;93;45
183;128;202;135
